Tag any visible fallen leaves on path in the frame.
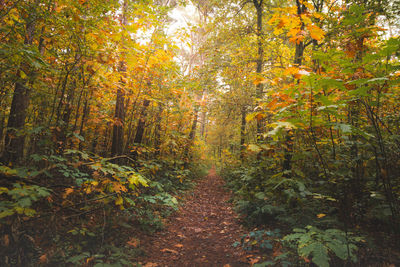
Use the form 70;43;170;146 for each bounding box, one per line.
138;167;251;266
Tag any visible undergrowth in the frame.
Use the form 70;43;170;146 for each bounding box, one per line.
220;157;397;267
0;149;207;266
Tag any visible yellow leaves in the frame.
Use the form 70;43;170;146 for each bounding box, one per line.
284;67;300;76
313;12;325;20
269;6;325;43
246;112;264;122
317;213;326;218
307;24;325;41
247;144;262;153
19;70;27;80
128;173;149;187
115;195;123;206
4;9;22;26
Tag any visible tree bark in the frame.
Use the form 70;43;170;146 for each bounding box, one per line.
2;17;36;165
253;0;264;141
111;0;128;157
283;0;305;172
240;106;247;161
133;99;150;145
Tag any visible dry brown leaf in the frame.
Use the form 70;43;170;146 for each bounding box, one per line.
248;256;261;264
144;263;158;267
62;188;74;199
174;244;184;248
38;254;47;263
160;248;178;254
126;238;139;248
2;235;9;246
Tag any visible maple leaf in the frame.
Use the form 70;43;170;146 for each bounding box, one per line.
307;24;325;41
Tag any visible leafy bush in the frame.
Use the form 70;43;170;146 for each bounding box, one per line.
283;225;364;267
0;183;51;219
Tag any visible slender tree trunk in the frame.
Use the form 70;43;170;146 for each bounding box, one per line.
111;86;125;156
200;109;207;138
130;99;150;159
134;99;150;145
2;17;36;165
283;0;305;172
154;105;164;157
78;91;92;151
240;106;247;161
111;0;128;157
183;105;200;167
253;0;264;141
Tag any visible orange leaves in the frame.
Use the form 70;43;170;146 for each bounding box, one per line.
112;182;128;193
284;66;310;79
284;67;300;76
127;238;140;248
63;188;74;199
288;29;306;44
307;24;325;41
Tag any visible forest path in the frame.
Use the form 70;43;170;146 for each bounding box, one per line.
138;167;251;267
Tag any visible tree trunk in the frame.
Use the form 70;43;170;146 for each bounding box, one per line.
253;0;264;141
154;105;164;157
111;0;128;157
183;105;200;167
2;18;36;165
111;86;125;156
240;106;247;161
283;0;305;172
134;99;150;145
131;99;150;159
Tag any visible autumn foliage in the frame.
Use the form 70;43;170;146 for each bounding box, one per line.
0;0;399;266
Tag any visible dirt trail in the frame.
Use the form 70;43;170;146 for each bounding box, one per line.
139;167;250;267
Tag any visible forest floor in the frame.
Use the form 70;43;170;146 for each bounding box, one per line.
138;167;257;267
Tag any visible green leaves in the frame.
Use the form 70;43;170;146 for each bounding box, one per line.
283;226;362;267
0;183;51;219
128;172;149;187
